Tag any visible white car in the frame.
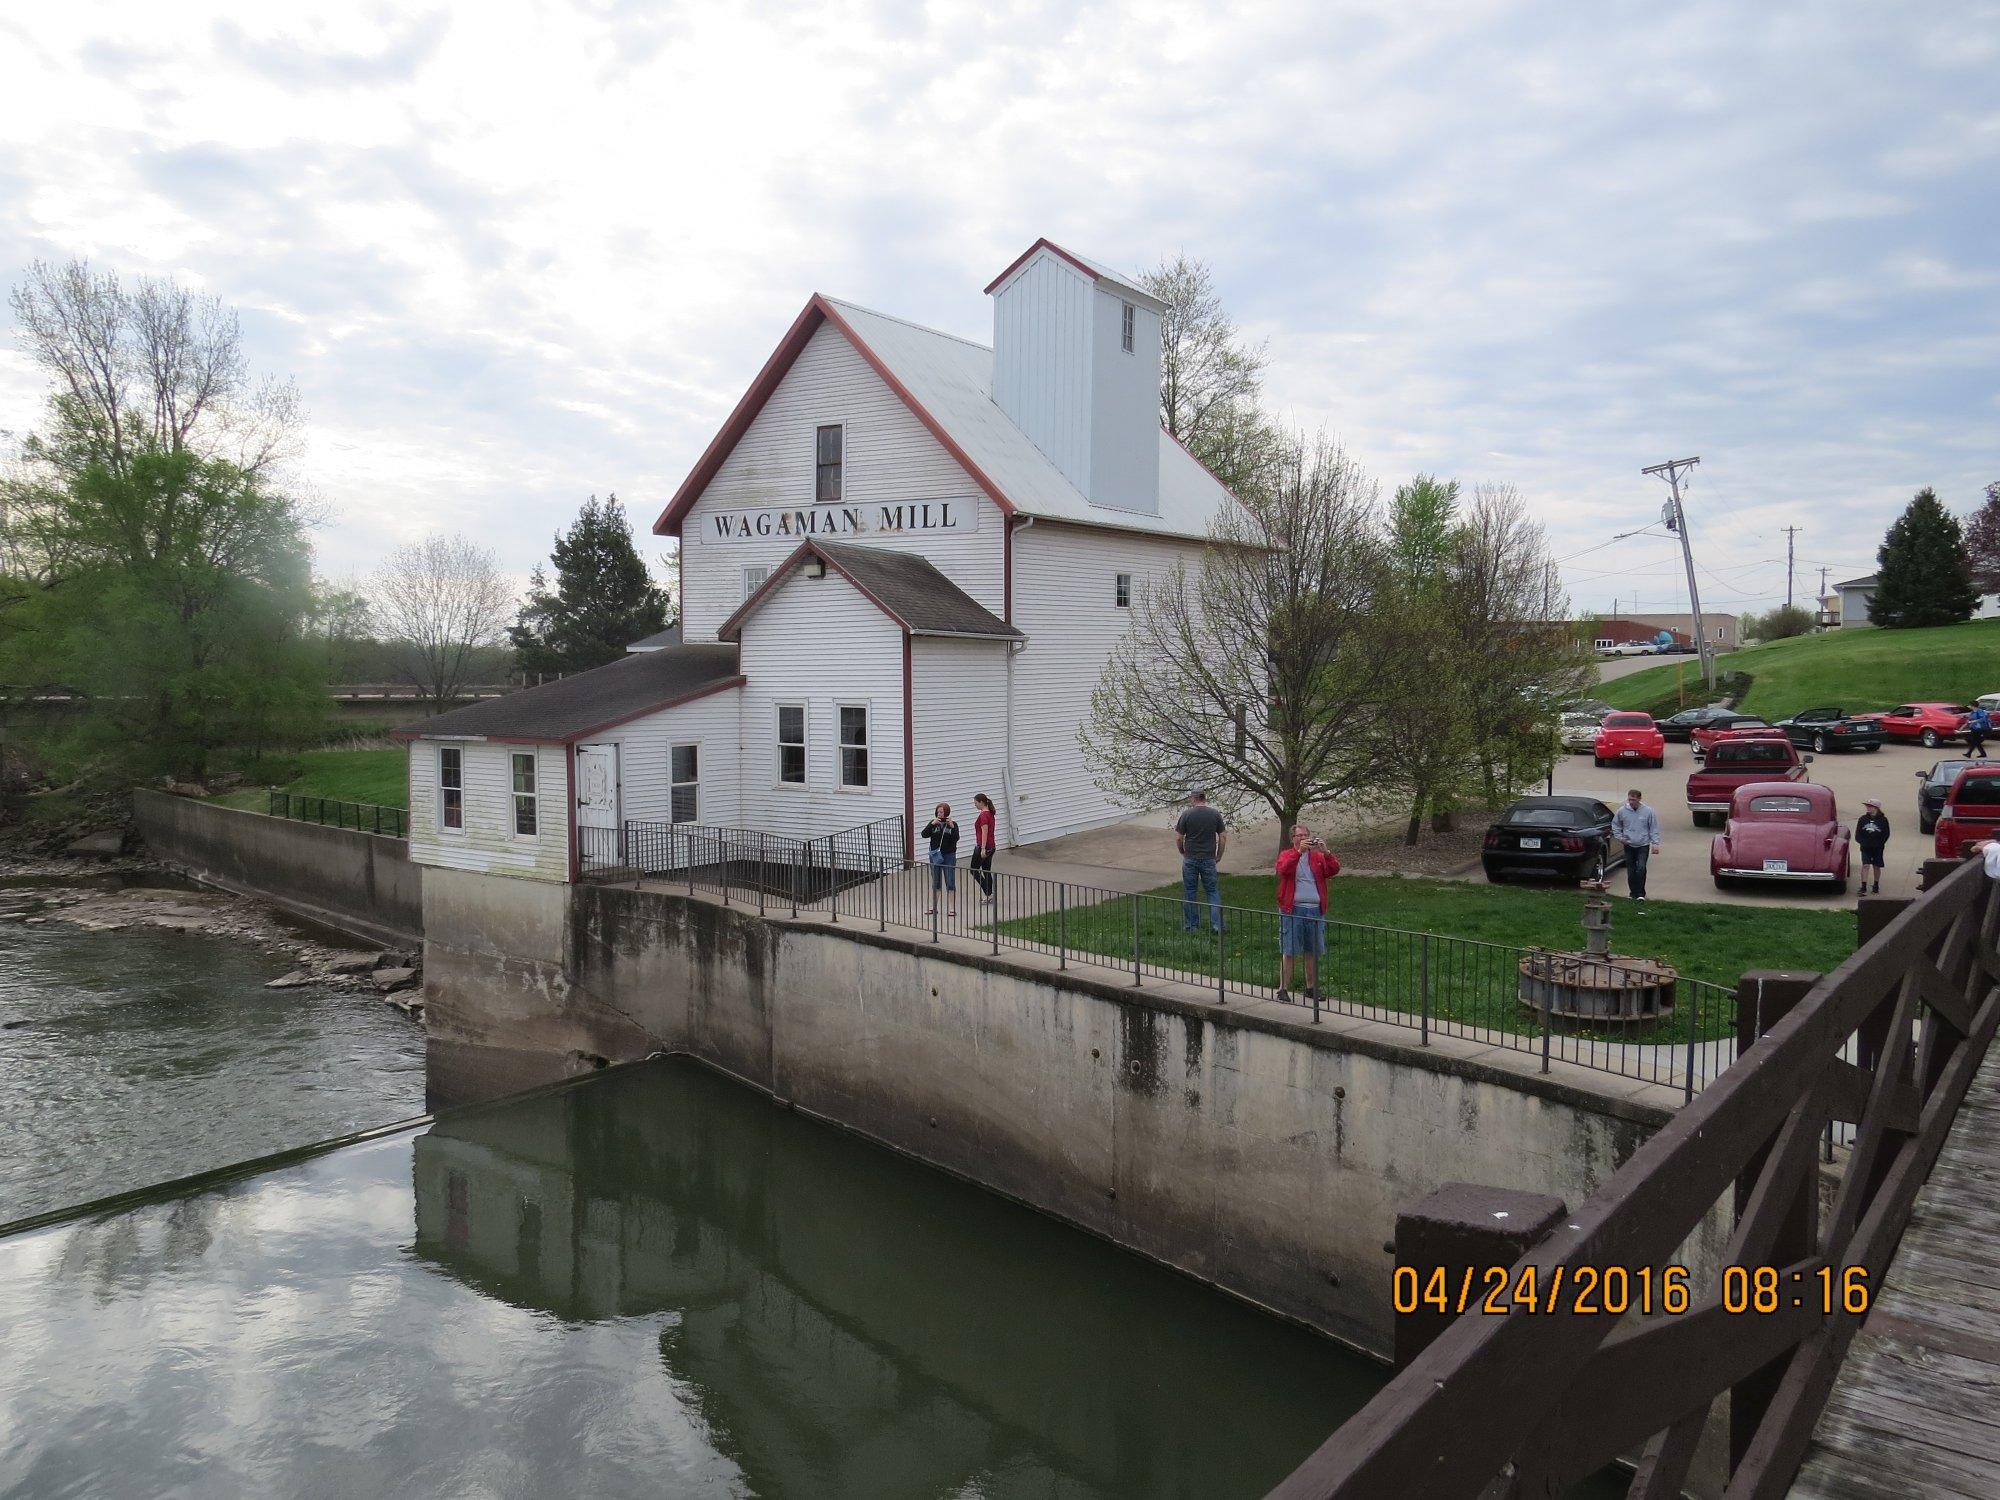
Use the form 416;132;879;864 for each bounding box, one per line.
1976;691;2000;714
1601;642;1658;658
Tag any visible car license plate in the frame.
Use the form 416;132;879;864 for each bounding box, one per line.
1519;837;1542;849
1763;858;1789;873
1620;749;1638;758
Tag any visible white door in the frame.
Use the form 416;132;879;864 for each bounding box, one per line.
574;743;620;865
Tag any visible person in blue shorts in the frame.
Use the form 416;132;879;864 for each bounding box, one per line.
1275;823;1340;1005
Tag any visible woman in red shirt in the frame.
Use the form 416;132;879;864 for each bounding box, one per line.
1275;824;1340;1005
970;793;998;901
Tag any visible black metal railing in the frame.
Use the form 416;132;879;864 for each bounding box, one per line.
268;790;407;838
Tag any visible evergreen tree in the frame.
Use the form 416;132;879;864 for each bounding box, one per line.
509;494;670;676
1868;487;1978;628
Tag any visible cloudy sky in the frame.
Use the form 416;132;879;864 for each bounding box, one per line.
1;1;1995;619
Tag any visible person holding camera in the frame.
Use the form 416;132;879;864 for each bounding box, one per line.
1275;824;1341;1005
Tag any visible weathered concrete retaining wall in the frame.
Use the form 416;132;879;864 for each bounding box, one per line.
423;868;1727;1359
133;788;422;948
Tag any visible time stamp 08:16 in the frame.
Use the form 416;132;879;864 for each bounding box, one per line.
1393;1263;1872;1318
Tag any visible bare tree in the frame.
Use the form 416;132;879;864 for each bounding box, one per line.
1139;255;1278;495
369;535;515;713
1083;432;1395;850
9;258;301;483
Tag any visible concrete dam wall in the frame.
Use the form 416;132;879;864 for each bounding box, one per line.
422;868;1718;1358
133;788;423;948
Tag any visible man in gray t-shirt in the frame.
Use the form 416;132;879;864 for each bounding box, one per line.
1174;790;1227;932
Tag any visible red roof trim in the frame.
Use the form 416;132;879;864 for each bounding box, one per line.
716;539;912;641
982;237;1103;295
652;294;1017;540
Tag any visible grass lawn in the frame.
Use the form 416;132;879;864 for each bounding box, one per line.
994;873;1855;1042
1601;618;2000;720
210;745;409;812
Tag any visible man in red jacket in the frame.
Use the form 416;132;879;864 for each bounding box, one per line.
1275;824;1341;1005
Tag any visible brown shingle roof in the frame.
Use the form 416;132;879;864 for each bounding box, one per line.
392;643;742;743
718;540;1022;641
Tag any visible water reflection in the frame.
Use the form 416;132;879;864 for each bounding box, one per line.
0;1059;1382;1499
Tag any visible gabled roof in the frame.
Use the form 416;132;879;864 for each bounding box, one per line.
718;539;1022;643
392;644;743;744
652;296;1235;544
625;623;682;652
981;237;1166;310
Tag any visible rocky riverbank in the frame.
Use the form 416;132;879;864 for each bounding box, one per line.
0;858;425;1021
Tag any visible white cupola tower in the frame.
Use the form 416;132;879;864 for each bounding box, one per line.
986;239;1164;515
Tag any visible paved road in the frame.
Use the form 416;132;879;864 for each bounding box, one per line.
1593;652;1738;686
1525;733;1957;907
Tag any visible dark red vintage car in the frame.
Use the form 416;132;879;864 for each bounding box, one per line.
1710;782;1850;892
1685;735;1811;827
1859;702;1970;748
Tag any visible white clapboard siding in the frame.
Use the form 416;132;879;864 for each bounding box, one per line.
1007;520;1205;843
910;637;1012;846
680;321;1005;640
735;567;906;841
575;687;743;830
990;251;1094;494
407;739;571;881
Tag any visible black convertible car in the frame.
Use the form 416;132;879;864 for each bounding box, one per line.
1657;704;1742;743
1482;796;1616;884
1776;705;1885;753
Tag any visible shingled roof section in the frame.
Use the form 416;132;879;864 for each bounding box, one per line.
392;643;743;744
718;540;1023;643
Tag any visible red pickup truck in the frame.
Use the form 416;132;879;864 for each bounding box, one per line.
1932;766;2000;858
1686;735;1811;827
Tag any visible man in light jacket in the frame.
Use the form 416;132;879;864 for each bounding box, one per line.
1609;788;1662;903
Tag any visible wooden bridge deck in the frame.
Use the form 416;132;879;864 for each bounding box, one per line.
1791;1041;2000;1500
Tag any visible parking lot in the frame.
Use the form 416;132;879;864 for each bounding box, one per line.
1517;732;1965;907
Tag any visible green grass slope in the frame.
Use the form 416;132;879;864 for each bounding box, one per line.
1601;619;2000;719
211;745;410;811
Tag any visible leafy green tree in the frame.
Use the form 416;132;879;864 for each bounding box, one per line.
1140;256;1283;497
1869;487;1978;628
1;261;322;782
509;494;670;677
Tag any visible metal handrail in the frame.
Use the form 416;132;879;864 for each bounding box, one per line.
266;790;407;839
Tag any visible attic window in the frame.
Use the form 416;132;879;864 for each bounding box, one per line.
815;424;843;503
1121;303;1135;354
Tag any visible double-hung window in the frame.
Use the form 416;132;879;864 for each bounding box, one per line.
438;747;463;831
838;704;869;788
510;752;538;836
777;704;807;785
744;564;771;600
1114;573;1132;608
670;744;699;823
815;425;843;503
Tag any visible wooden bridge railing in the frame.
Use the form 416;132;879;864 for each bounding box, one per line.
1268;857;2000;1500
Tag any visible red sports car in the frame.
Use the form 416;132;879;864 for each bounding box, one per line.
1860;702;1970;748
1593;712;1665;768
1710;782;1851;892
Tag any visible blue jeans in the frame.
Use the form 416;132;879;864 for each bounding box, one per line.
1625;844;1651;899
1182;856;1221;931
929;850;956;893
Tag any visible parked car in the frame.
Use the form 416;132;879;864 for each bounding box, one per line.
1593;711;1666;767
1561;698;1614;718
1915;759;1983;835
1774;706;1886;754
1559;710;1606;753
1710;782;1850;893
1975;691;2000;715
1481;796;1614;884
1600;642;1657;657
1689;716;1774;757
1658;704;1741;743
1933;766;2000;859
1858;702;1970;748
1686;736;1811;827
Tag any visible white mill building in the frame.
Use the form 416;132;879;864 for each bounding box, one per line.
397;239;1236;881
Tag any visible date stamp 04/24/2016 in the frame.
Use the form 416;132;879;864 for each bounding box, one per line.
1393;1262;1872;1319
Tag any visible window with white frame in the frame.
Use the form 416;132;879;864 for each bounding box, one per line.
815;424;843;503
510;752;538;836
670;743;699;823
1121;302;1135;353
838;704;869;788
777;704;806;785
1114;573;1132;608
744;564;771;600
438;746;463;831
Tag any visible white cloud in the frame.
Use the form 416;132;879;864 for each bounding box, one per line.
0;0;1994;617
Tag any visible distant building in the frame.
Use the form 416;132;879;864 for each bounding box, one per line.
1580;617;1693;650
1828;574;2000;627
1633;612;1738;651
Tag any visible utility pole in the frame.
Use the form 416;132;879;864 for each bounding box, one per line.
1782;526;1800;609
1645;457;1715;691
1817;565;1830;623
